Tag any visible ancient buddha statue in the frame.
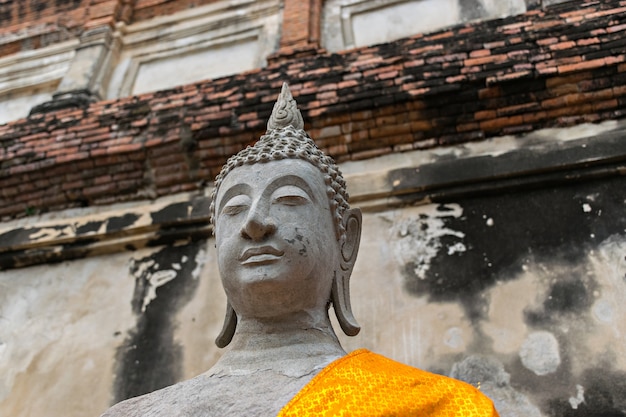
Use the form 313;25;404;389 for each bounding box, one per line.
101;84;498;417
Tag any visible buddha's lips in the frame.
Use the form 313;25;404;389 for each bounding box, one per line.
239;246;284;264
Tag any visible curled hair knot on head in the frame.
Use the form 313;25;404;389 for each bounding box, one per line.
209;83;350;242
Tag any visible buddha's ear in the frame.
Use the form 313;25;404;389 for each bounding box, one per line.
332;208;362;336
215;301;237;348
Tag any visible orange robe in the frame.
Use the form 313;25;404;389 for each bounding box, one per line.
278;349;499;417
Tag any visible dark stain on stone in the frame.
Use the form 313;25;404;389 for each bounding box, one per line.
526;275;596;325
0;228;32;248
547;366;626;417
151;202;190;225
113;240;202;403
147;224;210;248
401;176;626;322
460;0;488;21
75;220;103;235
0;253;16;270
0;223;78;248
107;213;140;233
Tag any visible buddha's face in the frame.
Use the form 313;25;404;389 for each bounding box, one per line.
214;158;339;319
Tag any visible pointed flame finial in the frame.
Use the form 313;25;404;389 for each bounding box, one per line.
267;82;304;131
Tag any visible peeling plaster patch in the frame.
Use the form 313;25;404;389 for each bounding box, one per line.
444;327;464;349
191;250;206;281
391;203;465;281
519;331;561;375
28;225;74;241
447;242;467;255
568;384;585;409
450;355;542;417
592;298;614;323
140;269;178;312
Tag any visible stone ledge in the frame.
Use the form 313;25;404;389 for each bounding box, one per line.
0;193;211;270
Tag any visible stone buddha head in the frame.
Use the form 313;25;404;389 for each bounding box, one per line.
210;83;362;347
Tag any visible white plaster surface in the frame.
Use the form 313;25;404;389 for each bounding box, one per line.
0;252;138;416
107;0;281;98
322;0;528;51
131;38;259;95
0;88;54;124
0;243;227;417
351;0;459;48
0;40;75;123
480;0;526;18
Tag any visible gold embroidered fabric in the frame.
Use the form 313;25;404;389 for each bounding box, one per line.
278;349;499;417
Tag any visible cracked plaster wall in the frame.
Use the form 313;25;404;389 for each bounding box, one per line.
0;240;226;417
336;176;626;417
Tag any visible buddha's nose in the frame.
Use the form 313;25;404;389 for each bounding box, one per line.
240;204;276;241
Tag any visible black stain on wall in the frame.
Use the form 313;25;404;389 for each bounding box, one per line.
107;213;141;233
547;367;626;416
398;175;626;416
151;202;190;225
402;175;626;324
525;274;597;326
75;220;104;235
113;240;203;403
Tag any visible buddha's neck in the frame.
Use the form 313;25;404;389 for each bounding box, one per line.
210;315;346;377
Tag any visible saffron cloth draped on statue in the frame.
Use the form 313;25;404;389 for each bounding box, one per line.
278;349;499;417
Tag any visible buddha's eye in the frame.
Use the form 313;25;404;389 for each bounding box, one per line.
272;185;310;206
222;205;248;215
221;195;250;216
273;195;309;206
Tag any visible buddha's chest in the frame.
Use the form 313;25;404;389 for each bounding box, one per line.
172;371;317;416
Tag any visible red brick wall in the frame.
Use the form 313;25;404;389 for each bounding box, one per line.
0;0;223;58
0;0;130;58
2;0;626;220
0;0;322;60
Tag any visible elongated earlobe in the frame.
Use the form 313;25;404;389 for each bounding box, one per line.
332;208;362;336
215;301;237;348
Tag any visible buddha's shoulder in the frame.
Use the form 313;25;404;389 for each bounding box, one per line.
100;373;216;417
100;369;315;417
